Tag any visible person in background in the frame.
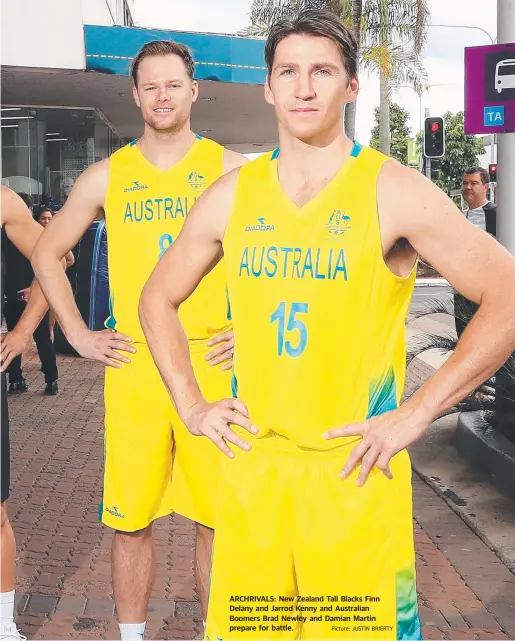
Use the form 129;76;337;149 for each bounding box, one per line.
462;167;496;237
2;197;59;395
455;168;497;338
35;206;75;341
1;187;55;641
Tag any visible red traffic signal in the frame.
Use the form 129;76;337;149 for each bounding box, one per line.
424;117;445;158
489;163;497;182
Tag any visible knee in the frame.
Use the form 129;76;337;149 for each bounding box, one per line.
114;524;153;547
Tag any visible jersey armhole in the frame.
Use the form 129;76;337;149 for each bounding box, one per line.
221;164;249;253
374;158;418;284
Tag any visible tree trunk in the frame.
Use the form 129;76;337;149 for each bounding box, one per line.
379;69;391;155
344;0;362;140
377;0;390;155
344;101;357;140
325;0;342;12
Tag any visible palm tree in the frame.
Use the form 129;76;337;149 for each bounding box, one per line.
242;0;429;153
407;293;515;444
241;0;332;38
343;0;363;140
361;0;429;154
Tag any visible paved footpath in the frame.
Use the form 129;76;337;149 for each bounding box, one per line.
6;350;515;640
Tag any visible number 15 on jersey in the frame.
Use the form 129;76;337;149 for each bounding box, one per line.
271;302;309;358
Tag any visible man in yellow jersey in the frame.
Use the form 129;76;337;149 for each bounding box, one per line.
32;40;247;640
141;10;515;641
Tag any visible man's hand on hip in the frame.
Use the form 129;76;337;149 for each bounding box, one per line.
1;328;33;371
323;406;429;486
184;398;258;458
70;328;136;367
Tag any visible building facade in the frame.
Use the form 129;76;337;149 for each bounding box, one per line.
1;0;272;206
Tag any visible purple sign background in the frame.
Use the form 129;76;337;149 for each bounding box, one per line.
465;43;515;135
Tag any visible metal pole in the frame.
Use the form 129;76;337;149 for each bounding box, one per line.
496;0;515;255
427;26;497;164
424;108;431;179
429;24;494;44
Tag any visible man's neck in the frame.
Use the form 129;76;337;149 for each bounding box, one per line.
467;198;489;210
276;128;354;185
137;124;196;171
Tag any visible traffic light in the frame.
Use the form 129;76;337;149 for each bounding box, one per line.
424;117;445;158
489;163;497;182
430;158;440;182
422;157;441;182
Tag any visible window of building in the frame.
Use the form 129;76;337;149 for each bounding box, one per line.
1;106;120;207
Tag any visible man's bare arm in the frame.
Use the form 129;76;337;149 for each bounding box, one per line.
325;162;515;484
223;148;249;173
64;250;75;269
1;188;50;370
139;169;256;457
392;163;515;419
203;148;249;368
31;160;135;366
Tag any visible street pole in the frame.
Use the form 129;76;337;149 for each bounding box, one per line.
429;24;497;163
425;108;431;179
496;0;515;255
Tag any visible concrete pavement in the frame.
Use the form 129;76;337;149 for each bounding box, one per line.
6;331;515;640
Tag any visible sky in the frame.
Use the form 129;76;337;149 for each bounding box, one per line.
131;0;497;151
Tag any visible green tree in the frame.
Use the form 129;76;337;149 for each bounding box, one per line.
370;102;411;164
242;0;429;153
361;0;429;155
417;111;484;194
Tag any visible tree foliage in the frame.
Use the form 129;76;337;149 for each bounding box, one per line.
417;111;485;194
370;102;411;164
242;0;429;154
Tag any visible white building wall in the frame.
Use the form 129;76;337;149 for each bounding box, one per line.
82;0;115;26
1;0;86;69
0;0;130;71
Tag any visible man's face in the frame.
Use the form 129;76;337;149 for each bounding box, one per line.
462;173;488;207
264;34;358;142
133;54;198;133
38;212;53;227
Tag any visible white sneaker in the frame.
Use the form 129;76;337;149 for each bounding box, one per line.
0;624;27;641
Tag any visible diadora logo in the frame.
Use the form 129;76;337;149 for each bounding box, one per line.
124;180;148;193
187;171;206;190
326;209;351;236
245;217;275;232
105;505;125;519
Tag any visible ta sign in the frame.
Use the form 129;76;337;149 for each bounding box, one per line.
465;43;515;135
484;105;505;127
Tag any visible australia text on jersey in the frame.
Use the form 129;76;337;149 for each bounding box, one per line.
123;196;199;223
239;245;348;281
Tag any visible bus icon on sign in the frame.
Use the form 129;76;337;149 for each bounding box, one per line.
495;58;515;93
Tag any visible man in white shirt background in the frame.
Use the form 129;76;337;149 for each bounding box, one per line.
462;166;497;237
455;167;497;339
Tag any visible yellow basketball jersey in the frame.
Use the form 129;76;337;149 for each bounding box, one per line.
104;135;231;343
224;143;416;450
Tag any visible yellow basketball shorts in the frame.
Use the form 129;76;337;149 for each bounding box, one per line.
100;341;230;532
206;439;421;641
